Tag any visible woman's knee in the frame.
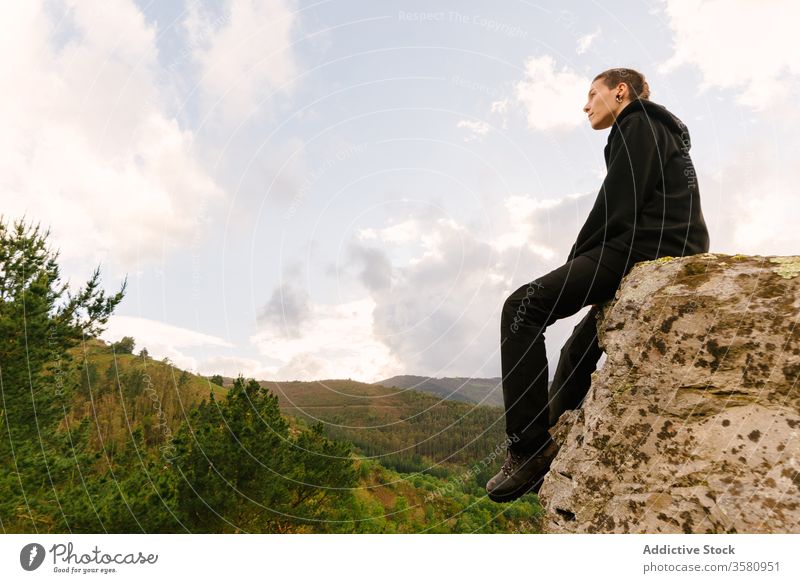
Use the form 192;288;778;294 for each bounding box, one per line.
502;279;547;328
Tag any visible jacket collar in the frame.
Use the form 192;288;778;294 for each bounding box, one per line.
607;99;646;144
606;98;688;145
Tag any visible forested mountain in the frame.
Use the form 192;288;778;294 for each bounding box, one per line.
263;377;507;476
4;339;541;533
377;375;554;409
0;217;543;534
376;374;505;407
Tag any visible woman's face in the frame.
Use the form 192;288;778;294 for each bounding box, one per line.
583;79;626;130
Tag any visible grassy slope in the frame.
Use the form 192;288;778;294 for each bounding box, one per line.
258;378;509;476
64;339;543;532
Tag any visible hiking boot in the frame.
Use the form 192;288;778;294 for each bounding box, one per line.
485;440;559;503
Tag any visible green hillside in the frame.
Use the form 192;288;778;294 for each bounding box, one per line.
3;337;543;533
376;374;555;410
262;378;509;477
376;374;506;407
63;337;227;456
0;214;544;534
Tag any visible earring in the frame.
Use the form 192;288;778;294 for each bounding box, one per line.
616;95;622;102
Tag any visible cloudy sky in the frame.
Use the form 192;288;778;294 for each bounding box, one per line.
4;0;798;383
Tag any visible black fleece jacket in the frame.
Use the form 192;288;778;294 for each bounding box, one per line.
567;98;710;270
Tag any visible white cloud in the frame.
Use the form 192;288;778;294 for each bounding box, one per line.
357;217;469;266
703;140;800;255
491;100;509;114
358;217;510;378
358;218;421;244
250;297;404;382
657;0;800;251
342;199;595;379
515;55;589;131
488;191;591;259
658;0;800;118
490;99;509;129
456;119;492;142
100;315;234;373
250;188;602;381
102;185;608;384
196;355;269;379
0;1;225;278
491;195;563;256
576;28;601;54
184;0;299;121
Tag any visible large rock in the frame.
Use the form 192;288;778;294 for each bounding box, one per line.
540;253;800;533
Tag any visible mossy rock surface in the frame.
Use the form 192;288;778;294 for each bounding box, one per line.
541;253;800;534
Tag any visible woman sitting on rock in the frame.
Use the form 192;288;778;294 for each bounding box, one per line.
486;67;710;503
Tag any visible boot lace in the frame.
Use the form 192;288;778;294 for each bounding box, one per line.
501;449;526;477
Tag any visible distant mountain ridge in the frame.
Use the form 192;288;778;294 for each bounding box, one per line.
375;375;506;408
256;377;506;475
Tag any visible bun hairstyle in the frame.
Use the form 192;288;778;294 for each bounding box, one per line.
593;68;650;100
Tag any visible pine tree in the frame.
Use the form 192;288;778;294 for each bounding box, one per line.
111;336;135;354
0;215;126;532
171;376;359;533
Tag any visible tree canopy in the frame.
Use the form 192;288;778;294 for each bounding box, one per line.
0;215;126;531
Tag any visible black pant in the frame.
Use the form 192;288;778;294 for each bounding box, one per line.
500;253;633;455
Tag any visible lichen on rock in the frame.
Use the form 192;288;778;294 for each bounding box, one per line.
540;253;800;533
769;256;800;279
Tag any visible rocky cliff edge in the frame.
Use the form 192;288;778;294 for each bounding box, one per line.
541;253;800;533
